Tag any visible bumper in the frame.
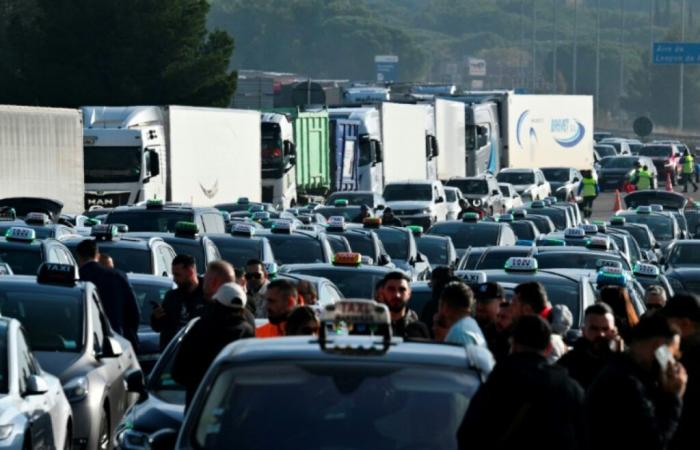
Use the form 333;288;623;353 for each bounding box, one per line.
396;214;434;228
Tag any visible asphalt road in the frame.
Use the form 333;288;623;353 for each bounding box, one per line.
590;183;699;220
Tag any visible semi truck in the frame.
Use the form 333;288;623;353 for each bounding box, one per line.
434;98;467;180
82;106;261;209
260;110;331;208
455;91;594;176
0;105;84;213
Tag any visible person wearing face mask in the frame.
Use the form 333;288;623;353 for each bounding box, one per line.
557;303;624;390
586;313;687;450
379;271;429;339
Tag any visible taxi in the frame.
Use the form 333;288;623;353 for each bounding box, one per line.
279;252;405;299
522;200;574;230
257;220;334;266
206;223;276;269
126;222;221;275
0;316;72;450
631;262;674;298
0;227;76;275
161;299;492;450
105;200;226;234
496;213;541;241
0;263;140;450
614;206;681;249
364;218;430;280
0;210;78;240
324;217;392;266
407;225;458;268
427;213;517;256
63;225;177;277
608;216;659;260
313;199;366;222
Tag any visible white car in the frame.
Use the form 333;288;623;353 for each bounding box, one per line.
496;168;551;202
498;183;523;210
383;180;448;228
443;187;463;220
0;317;72;450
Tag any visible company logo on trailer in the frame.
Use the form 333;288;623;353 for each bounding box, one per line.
515;110;539;150
550;118;586;148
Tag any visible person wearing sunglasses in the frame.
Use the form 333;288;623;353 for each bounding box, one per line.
245;258;270;318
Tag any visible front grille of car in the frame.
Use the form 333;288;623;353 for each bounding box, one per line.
393;209;422;216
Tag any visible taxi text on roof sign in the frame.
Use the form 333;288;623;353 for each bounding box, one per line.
37;263;77;286
460;271;488;284
333;252;362;266
5;227;36;242
504;257;538;272
323;300;390;326
319;299;393;354
327;216;347;230
581;224;599;235
232;223;256;237
596;259;623;270
633;263;661;278
564;227;586;238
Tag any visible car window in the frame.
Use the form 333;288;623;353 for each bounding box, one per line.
132;282;172;326
16;331;35;394
374;228;410;260
202;213;225;234
205;240;221;263
428;223;501;248
266;236;326;265
90;296;106;354
96;247;152;274
445;189;458;202
48;247;64;264
446;179;488;195
668;244;700;267
319;283;342;306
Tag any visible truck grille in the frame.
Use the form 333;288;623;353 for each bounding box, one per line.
84;192;131;210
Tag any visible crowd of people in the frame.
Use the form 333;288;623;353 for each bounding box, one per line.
78;237;699;450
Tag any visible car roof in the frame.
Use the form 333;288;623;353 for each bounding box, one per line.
0;275;88;293
110;204;216;213
126;273;176;286
385;180;435;185
499;168;536;173
206;233;267;245
62;235;154;249
281;263;394;275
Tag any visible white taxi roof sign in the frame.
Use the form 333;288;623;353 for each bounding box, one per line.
587;237;611;250
596;259;623;270
460;271;488;284
5;227;36;242
25;212;51;225
321;300;390;326
633;263;661;278
231;223;256;237
327;216;347;230
649;204;664;212
564;227;586;238
504;257;538;272
581;224;599;235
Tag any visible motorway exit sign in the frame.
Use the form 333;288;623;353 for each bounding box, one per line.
653;42;700;64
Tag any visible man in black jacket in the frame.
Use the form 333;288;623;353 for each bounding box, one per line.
457;315;584;450
586;313;687;450
380;271;429;339
663;294;700;450
172;282;254;406
76;239;140;351
558;303;623;390
151;254;205;350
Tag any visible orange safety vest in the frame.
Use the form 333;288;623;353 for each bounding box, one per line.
256;321;286;338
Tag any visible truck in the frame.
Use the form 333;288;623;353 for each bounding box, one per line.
434;98;467;180
260;110;331;208
455;91;594;176
0;105;84;213
82;106;261;209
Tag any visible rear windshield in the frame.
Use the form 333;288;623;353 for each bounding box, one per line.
266;236;325;265
446;179;488;195
0;247;42;275
541;169;570;182
497;172;534;185
106;211;193;233
97;247;152;274
428;223;500;248
639;146;672;158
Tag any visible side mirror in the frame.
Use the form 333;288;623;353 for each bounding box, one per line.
492;189;500;196
126;368;147;397
435;196;444;203
378;253;391;266
101;336;123;358
148;429;178;450
148;150;160;177
24;375;49;396
375;204;385;211
416;252;427;263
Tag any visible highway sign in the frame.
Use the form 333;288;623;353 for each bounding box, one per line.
653;42;700;64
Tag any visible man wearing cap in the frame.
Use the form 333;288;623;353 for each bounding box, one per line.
172;282;254;406
474;282;510;361
663;294;700;450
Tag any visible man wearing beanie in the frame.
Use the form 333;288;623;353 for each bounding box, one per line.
172;282;255;406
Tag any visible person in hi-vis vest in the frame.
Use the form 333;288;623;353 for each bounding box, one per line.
578;170;599;219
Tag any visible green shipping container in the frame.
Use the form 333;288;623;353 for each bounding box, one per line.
291;111;330;196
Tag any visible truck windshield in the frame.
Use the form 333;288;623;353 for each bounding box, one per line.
383;185;432;201
261;123;283;168
496;172;535;185
84;146;142;183
639;146;673;158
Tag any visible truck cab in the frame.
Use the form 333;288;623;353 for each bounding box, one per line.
422;104;439;180
260;113;297;209
82;106;165;210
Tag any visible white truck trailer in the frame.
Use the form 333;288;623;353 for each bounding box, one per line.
81;106;261;209
0;105;84;213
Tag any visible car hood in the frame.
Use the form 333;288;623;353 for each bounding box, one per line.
35;351;83;381
385;200;432;210
126;392;184;434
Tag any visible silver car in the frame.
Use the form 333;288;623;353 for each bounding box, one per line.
0;264;140;450
0;317;72;450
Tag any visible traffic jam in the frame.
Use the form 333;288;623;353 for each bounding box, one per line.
1;99;699;450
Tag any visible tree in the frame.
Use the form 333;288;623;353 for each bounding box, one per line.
0;0;236;107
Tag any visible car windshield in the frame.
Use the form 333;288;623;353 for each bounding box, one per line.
267;236;325;265
474;250;532;270
526;208;567;229
0;322;7;394
0;247;42;275
446;179;488;195
639;146;672;158
0;289;83;352
536;253;630;271
429;223;500;249
599;157;636;169
374;228;410;260
343;233;376;259
84;146;142;183
510;221;537;240
595;146;617;157
445;190;458;202
288;268;385;298
623;215;674;241
193;362;478;450
165;241;207;273
131;281;172;326
668;244;700;267
497;172;534;185
106;211;194;233
98;247;152;274
212;240;262;269
526;216;555;234
619;226;652;250
417;239;450;266
383;185;433;202
684;211;700;237
327;193;373;207
541;169;570;182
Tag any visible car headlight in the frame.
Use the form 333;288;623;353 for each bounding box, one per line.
0;425;13;441
63;376;89;402
117;429;149;450
422;208;431;214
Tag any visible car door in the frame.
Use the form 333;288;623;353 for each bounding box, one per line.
16;329;53;449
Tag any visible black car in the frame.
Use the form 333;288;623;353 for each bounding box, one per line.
0;226;77;275
597;156;658;191
522;201;573;231
541;167;582;202
414;233;458;268
206;230;275;269
445;175;504;214
258;224;334;266
106;201;226;234
325;191;385;209
427;219;517;256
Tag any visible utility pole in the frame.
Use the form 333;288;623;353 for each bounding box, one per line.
648;0;655;116
596;0;601;118
521;0;526;88
573;0;578;94
680;0;686;130
619;0;625;128
532;0;537;92
553;0;558;92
